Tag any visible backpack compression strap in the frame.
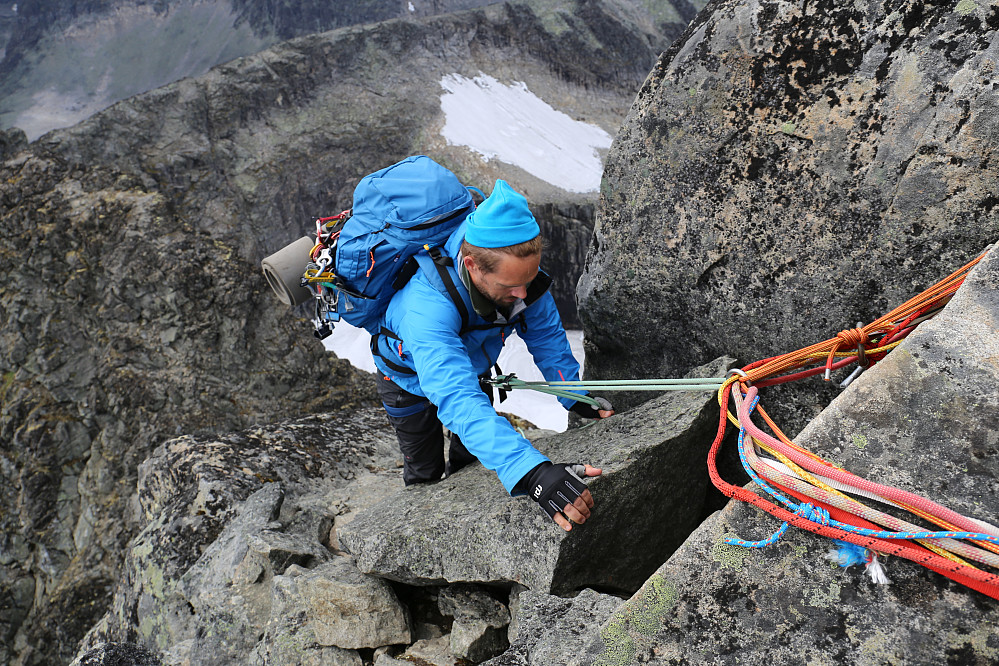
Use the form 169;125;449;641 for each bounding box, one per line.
370;328;416;376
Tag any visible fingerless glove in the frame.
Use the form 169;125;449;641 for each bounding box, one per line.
518;461;589;520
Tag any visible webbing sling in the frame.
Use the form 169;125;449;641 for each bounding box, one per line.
484;374;728;409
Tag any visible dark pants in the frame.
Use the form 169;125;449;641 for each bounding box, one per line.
376;375;485;485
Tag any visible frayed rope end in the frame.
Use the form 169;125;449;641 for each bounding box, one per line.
827;541;891;585
827;540;868;568
865;553;891;585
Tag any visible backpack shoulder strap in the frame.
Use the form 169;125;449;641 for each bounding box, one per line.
416;246;471;335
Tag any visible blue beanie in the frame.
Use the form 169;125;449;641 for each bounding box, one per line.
464;180;540;248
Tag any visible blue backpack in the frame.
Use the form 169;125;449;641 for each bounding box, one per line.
304;156;476;338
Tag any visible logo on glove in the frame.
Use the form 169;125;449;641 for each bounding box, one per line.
533;484;543;498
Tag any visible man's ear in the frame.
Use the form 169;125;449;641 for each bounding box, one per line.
463;254;478;273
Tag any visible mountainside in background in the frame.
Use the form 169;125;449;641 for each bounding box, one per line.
0;2;703;663
0;0;700;140
0;0;494;139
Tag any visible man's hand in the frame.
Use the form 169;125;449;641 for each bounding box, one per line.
570;396;614;420
523;462;603;531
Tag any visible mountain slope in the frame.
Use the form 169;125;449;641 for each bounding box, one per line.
0;0;701;140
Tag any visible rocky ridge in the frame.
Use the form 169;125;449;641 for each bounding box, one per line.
74;408;405;665
0;2;701;663
5;0;998;663
74;357;735;665
0;0;510;139
70;247;999;665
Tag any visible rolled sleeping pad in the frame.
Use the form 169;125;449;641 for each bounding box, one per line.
262;236;315;306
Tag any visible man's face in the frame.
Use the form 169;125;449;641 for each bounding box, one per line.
465;252;541;307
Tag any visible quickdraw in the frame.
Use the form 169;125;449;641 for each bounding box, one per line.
301;210;353;338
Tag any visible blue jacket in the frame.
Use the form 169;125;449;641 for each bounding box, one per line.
371;221;584;493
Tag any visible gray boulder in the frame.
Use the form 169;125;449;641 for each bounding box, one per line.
439;584;511;662
247;564;364;666
75;408;401;664
177;482;327;605
484;588;623;666
301;556;412;650
578;0;999;435
396;636;457;666
339;356;737;594
584;246;999;663
179;483;321;665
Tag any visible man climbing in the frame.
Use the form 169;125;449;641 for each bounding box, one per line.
370;179;613;531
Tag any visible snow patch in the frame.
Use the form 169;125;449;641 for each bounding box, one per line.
439;73;612;193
